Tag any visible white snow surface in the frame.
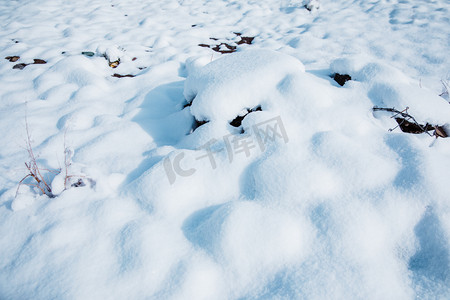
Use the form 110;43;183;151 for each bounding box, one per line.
184;49;305;123
0;0;450;299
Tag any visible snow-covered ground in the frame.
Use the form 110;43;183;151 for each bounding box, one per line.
0;0;449;299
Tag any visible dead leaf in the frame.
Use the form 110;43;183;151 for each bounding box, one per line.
109;61;120;68
5;56;20;62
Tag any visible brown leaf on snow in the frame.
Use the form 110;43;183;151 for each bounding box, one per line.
5;56;20;62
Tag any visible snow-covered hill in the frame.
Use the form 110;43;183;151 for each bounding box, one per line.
0;0;449;299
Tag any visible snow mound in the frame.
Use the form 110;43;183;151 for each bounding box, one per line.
183;201;313;295
184;49;305;123
11;193;35;211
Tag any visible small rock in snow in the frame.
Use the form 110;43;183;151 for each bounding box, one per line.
333;73;352;86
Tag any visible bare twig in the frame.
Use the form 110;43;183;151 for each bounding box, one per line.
373;106;433;136
16;116;58;198
41;168;61;174
16;115;91;199
15;174;32;198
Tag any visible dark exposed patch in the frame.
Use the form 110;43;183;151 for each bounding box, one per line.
333;73;352;86
82;51;95;57
5;56;20;62
112;73;135;78
33;59;46;64
211;43;237;54
187;102;262;133
198;32;255;54
111;73;136;78
138;67;147;70
304;3;320;12
71;177;96;189
236;36;254;45
185;98;208;132
234;32;255;45
13;63;28;70
395;118;433;134
192;119;208;132
71;178;86;188
229;115;245;127
229;106;262;127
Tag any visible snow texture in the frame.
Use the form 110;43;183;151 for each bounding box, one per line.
0;0;449;299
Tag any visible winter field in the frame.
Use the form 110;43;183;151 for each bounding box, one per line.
0;0;449;299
